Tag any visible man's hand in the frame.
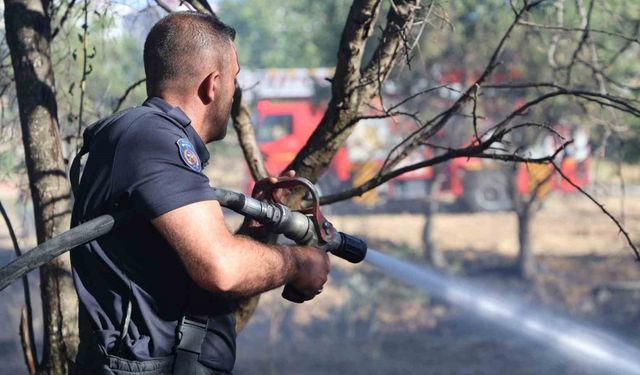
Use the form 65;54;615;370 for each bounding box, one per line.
237;170;296;239
284;246;330;303
238;170;331;303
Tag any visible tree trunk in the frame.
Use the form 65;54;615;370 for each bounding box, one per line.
517;209;535;279
422;168;446;268
286;0;418;181
4;1;79;374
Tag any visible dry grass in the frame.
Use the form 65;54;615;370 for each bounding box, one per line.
330;193;640;258
592;159;640;185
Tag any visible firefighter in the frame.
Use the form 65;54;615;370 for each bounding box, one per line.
70;12;330;375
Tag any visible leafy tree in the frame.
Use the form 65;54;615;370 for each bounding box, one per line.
217;0;352;67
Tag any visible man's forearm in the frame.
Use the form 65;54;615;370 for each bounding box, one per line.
151;200;327;299
218;234;301;297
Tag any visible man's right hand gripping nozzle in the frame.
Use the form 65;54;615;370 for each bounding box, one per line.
282;246;331;303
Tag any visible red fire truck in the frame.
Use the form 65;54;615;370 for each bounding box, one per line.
240;69;590;212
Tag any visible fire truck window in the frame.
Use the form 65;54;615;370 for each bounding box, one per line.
258;115;293;142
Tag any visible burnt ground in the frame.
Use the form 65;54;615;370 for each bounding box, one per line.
1;249;640;374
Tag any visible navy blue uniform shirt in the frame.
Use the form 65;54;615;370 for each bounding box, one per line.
71;97;237;372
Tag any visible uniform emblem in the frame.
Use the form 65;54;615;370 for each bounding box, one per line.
176;138;202;172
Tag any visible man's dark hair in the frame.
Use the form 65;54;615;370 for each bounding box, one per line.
144;11;236;95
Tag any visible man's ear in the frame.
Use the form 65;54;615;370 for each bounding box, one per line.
198;71;220;104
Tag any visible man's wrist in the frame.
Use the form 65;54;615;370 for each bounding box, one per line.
277;244;301;284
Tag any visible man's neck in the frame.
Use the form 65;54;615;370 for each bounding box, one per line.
157;94;208;143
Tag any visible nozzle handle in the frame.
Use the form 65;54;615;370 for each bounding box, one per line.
282;284;307;304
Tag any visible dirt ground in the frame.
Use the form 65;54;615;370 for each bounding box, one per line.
1;185;639;374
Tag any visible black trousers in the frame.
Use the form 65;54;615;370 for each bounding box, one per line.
70;351;231;375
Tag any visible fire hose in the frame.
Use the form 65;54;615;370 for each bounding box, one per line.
0;177;367;293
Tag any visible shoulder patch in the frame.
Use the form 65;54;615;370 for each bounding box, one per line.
176;138;202;172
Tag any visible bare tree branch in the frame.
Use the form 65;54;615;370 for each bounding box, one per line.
0;201;38;373
183;0;213;14
331;0;382;99
517;20;640;45
112;78;146;114
361;0;420;87
471;84;480;141
52;0;78;39
546;0;564;69
75;0;90;152
20;309;37;375
231;83;269;180
285;0;421;182
155;0;174;13
563;0;596;87
320;129;570;205
379;2;544;176
550;160;640;260
480;89;640;139
577;57;640;92
601;20;640;70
